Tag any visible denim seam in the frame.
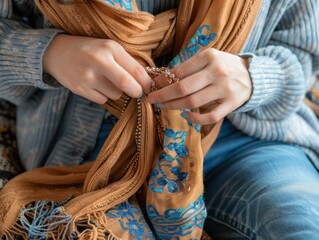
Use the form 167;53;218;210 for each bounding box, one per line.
207;209;257;239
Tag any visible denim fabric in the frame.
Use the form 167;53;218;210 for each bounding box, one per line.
204;119;319;239
2;1;319;170
85;116;319;239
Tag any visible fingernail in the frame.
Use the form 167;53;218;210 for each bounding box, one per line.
155;103;162;109
180;111;189;119
137;92;144;99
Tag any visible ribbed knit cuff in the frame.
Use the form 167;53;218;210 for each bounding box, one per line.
313;57;319;74
0;23;63;89
234;53;281;113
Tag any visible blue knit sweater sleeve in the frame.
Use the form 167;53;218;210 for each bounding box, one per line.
0;2;63;105
314;57;319;74
235;0;319;119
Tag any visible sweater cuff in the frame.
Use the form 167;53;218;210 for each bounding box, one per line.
0;27;63;89
234;53;281;112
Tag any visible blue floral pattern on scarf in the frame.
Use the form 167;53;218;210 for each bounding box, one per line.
169;24;216;67
106;201;155;239
102;23;214;239
167;24;215;131
104;0;133;11
180;110;201;132
149;128;189;194
147;195;207;239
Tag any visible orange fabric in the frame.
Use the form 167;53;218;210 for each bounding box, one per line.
0;0;262;239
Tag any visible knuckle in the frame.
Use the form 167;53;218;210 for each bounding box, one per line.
208;113;219;123
204;49;216;62
132;65;146;78
85;49;100;62
214;64;228;77
82;70;95;82
117;75;131;90
176;82;190;95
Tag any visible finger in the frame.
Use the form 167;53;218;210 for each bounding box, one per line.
171;51;209;79
114;46;152;94
101;59;143;98
185;102;234;125
150;51;208;90
156;84;225;110
82;89;108;105
147;70;213;104
151;73;172;89
94;76;123;100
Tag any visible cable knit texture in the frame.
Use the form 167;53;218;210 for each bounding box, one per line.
229;0;319;167
0;0;319;169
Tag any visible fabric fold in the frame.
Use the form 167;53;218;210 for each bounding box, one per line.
0;0;262;239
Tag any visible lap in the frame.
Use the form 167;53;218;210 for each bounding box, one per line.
203;120;319;239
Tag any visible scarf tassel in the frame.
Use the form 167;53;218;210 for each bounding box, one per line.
18;200;71;239
5;200;120;240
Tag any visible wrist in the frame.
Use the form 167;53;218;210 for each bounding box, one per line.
235;53;279;112
241;55;253;96
42;34;70;76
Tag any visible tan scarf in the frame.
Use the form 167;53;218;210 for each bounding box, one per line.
0;0;261;239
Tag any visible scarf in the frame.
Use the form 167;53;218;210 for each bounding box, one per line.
0;0;261;239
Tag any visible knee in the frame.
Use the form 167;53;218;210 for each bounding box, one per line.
253;186;319;239
204;144;319;238
205;182;319;239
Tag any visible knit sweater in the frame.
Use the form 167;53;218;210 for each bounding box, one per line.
0;0;319;170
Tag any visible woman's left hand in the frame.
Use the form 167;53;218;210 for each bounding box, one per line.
146;48;252;125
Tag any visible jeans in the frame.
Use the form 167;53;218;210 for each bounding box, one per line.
86;116;319;239
203;119;319;239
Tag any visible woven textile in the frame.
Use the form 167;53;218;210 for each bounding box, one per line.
0;1;261;239
0;101;23;190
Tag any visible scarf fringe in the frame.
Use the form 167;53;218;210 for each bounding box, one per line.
76;211;120;240
10;200;72;239
3;224;28;240
4;200;120;240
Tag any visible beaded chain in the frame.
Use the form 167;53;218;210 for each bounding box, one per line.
145;66;179;91
121;67;179;150
146;67;179;146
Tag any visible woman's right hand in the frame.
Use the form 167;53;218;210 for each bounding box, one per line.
43;34;151;104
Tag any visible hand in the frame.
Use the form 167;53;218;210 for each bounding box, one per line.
43;34;151;104
146;48;252;125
